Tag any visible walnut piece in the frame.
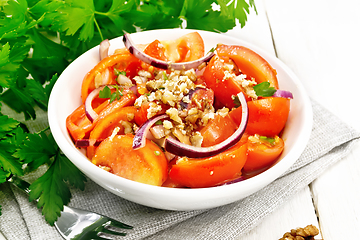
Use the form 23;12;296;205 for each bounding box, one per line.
279;225;320;240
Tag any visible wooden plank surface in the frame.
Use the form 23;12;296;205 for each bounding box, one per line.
226;0;321;238
235;0;360;239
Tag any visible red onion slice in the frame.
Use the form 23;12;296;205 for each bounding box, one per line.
133;114;169;150
220;176;246;185
99;39;110;60
164;92;249;158
122;32;215;70
84;86;105;122
273;90;293;99
85;85;137;123
129;85;138;95
75;139;102;148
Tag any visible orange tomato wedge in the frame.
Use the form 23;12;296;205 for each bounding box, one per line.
169;140;248;188
216;44;279;89
81;53;139;103
161;32;205;62
92;134;168;186
200;114;238;147
243;135;284;172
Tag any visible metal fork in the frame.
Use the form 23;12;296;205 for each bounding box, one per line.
9;176;133;240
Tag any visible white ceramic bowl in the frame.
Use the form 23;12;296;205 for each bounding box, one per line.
48;29;313;210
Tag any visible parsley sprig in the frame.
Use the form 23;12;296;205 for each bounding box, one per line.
0;0;256;225
99;85;124;103
253;82;277;97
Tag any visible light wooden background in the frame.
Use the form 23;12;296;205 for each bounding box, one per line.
1;0;359;239
225;0;360;239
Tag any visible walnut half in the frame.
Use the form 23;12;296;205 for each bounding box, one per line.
279;224;320;240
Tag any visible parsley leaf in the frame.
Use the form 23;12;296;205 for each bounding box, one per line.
0;115;19;133
216;0;257;28
114;68;126;76
253;82;277;97
98;85;112;98
0;116;23;177
14;129;57;172
0;141;22;177
99;85;123;103
184;0;236;32
232;94;241;108
0;0;42;39
0;41;29;89
50;0;136;41
259;135;276;146
0;168;10;185
10;128;87;225
29;152;86;226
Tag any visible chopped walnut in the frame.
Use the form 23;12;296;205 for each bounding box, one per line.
279;225;320;240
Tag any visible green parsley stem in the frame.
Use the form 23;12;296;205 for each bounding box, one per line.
93;17;104;41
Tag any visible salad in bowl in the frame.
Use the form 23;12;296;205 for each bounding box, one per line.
48;29;312;210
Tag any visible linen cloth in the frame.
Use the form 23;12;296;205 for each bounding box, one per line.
0;100;359;240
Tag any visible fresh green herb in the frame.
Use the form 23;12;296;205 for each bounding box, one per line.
98;85;112;98
259;136;276;146
253;82;277;97
114;68;126;76
232;95;241;108
154;120;163;125
0;0;255;225
0;122;86;225
163;71;168;80
99;85;124;103
28;151;86;226
208;46;216;53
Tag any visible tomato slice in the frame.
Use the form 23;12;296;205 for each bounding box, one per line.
202;56;245;109
161;32;205;62
168;140;248;188
243;135;284;172
134;101;169;127
66;99;111;141
89;106;137;141
139;39;169;72
185;87;214;111
229;97;290;137
216;44;279;89
92;134;168;186
94;89;137;124
66;105;92;141
81;53;139;103
67;89;136;142
199;114;237;147
144;39;168;61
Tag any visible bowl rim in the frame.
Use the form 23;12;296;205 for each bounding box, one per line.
48;28;313;206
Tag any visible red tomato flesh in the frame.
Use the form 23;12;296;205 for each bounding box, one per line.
243;135;284;172
202;56;244;109
229;97;290;137
169;140;248;188
92;134;168;186
200;114;237;147
216;44;279;89
161;32;205;62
